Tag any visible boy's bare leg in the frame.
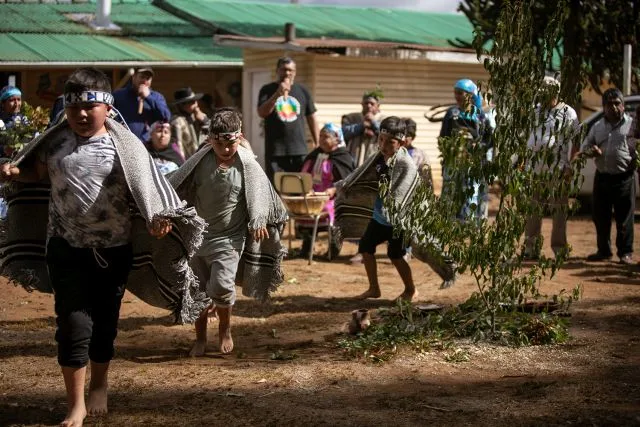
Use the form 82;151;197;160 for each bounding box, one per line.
87;361;109;416
355;253;381;299
60;366;87;427
206;304;217;324
391;257;417;301
189;309;208;357
216;306;234;354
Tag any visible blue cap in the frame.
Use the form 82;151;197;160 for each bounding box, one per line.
454;79;477;95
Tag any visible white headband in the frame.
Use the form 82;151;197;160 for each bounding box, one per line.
210;128;242;141
380;128;406;142
64;91;114;106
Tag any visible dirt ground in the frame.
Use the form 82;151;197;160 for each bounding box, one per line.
1;214;640;427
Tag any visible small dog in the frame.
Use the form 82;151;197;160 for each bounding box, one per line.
348;309;371;335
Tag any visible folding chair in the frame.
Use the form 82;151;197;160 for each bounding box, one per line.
274;172;332;265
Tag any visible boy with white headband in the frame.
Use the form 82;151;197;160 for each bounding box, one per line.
336;116;420;301
169;107;288;357
0;67;207;427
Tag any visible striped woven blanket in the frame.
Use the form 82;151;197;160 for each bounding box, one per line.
335;148;420;239
0;118;210;324
169;144;288;302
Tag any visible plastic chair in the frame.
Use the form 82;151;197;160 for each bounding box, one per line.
274;172;332;265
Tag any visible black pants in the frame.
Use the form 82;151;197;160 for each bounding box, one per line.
592;170;635;257
267;155;306;184
46;237;132;368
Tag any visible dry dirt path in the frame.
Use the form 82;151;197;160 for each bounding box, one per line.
1;216;639;426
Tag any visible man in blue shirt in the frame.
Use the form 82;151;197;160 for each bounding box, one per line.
113;67;171;143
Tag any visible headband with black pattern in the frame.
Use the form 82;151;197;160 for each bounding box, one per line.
210;129;242;141
64;91;114;106
380;128;406;142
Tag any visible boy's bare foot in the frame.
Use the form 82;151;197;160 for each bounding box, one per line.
353;289;381;299
219;324;234;354
61;405;86;427
189;340;207;357
86;386;108;416
397;289;418;302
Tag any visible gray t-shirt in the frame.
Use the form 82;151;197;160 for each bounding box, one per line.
44;129;131;248
194;152;247;255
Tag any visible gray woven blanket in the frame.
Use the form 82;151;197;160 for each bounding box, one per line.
334;148;455;283
169;144;288;302
335;148;420;238
0;118;210;324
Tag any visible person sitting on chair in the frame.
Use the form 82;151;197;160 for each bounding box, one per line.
297;123;355;258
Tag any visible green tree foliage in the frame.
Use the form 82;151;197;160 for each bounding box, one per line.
0;103;50;157
340;0;584;361
454;0;640;106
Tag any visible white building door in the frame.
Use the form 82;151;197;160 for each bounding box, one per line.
242;69;271;168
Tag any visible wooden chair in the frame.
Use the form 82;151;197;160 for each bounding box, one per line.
274;172;332;265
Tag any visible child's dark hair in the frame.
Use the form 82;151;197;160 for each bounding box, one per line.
404;118;417;139
64;67;111;94
380;116;407;139
210;107;242;134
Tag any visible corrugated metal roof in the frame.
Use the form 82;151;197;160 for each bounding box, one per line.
156;0;475;47
214;34;476;53
0;33;242;64
0;2;204;36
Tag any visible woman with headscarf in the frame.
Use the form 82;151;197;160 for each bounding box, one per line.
0;86;28;157
439;78;492;221
297;123;355;257
0;86;28;219
145;120;184;175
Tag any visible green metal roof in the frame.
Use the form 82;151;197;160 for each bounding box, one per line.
0;2;205;36
0;33;242;64
0;1;243;64
155;0;474;47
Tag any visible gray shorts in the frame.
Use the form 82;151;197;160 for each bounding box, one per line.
190;250;241;307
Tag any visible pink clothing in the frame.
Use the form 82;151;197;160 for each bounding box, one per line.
300;157;334;225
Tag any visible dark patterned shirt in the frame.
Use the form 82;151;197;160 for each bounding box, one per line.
45;129;131;248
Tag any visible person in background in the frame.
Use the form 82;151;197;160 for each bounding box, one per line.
342;91;384;167
298;123;355;258
577;88;635;265
113;67;171;143
257;57;319;182
0;85;27;219
0;85;28;157
439;78;492;222
523;76;580;260
146;120;184;175
402;117;433;190
170;87;210;159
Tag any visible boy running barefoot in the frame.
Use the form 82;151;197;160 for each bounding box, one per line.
335;117;420;301
169;108;287;356
0;68;186;427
